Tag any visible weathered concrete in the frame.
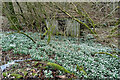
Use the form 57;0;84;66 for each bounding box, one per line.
45;18;83;37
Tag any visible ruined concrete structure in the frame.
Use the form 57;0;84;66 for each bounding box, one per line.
45;17;85;37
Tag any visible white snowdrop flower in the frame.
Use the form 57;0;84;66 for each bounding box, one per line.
10;44;16;47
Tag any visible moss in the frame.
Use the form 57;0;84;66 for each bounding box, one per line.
32;73;38;76
2;71;11;77
10;73;23;78
3;72;8;77
47;62;72;74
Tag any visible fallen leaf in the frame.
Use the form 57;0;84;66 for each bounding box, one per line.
57;75;66;79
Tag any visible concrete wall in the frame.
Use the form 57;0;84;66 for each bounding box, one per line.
45;18;81;37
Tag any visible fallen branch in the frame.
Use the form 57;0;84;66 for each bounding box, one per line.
52;3;98;37
6;31;36;43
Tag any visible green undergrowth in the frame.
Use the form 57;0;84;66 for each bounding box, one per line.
1;31;120;78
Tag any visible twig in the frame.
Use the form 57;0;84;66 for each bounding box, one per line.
96;6;119;25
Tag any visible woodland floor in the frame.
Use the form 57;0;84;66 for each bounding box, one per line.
0;28;120;79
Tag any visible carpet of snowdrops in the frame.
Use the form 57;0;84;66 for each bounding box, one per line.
0;31;120;78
